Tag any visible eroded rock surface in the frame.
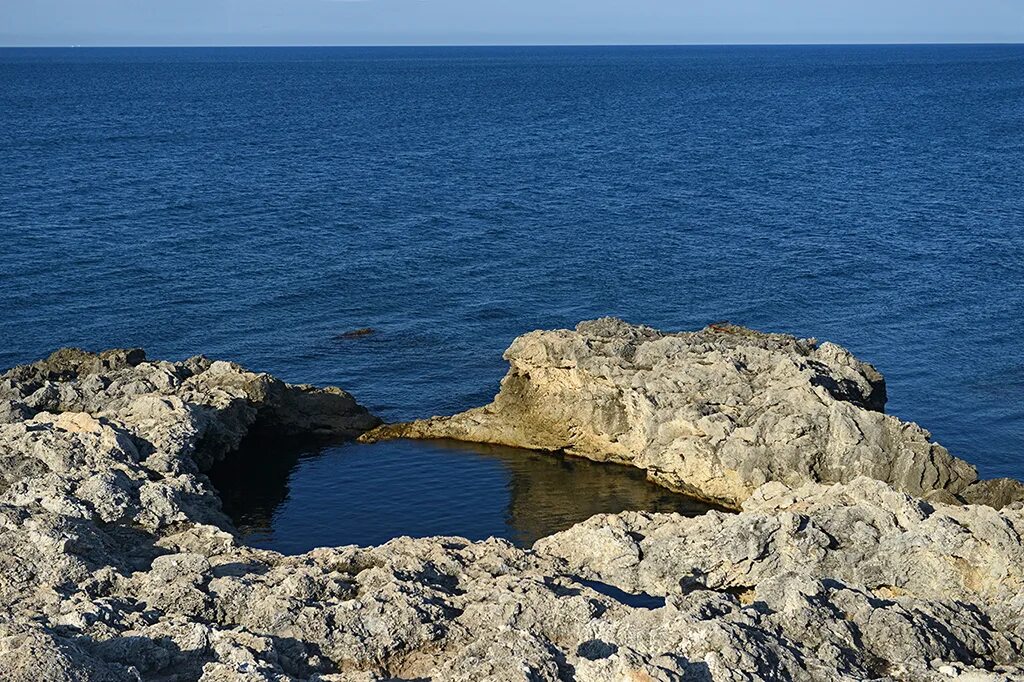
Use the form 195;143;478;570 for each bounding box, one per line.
1;345;1023;681
364;318;980;508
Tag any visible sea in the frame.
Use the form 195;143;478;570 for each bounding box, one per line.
1;45;1021;550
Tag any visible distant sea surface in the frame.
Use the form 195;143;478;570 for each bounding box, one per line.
1;46;1022;544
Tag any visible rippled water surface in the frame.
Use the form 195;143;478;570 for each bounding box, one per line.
209;435;715;552
1;46;1022;535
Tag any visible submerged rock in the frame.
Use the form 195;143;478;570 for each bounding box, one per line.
334;327;376;340
364;318;980;508
0;341;1023;680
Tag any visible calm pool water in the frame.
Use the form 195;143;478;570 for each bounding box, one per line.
208;434;716;552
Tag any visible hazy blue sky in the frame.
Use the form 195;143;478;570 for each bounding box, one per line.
2;0;1022;47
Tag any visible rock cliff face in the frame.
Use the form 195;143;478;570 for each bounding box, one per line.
1;341;1023;681
363;318;981;508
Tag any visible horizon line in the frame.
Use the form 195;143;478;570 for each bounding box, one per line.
2;40;1023;49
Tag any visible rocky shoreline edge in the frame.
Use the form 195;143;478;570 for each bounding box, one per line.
1;318;1023;681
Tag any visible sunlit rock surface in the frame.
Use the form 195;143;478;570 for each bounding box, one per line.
1;343;1023;680
364;318;982;508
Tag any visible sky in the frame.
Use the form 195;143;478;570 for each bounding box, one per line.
1;0;1022;47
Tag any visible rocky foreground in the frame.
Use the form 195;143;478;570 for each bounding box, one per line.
1;322;1023;681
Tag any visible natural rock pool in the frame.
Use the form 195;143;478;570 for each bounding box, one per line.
208;432;717;552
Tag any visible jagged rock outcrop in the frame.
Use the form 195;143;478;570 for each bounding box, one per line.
1;344;1023;680
962;478;1024;510
363;318;980;508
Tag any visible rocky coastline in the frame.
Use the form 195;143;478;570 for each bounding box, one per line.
2;320;1024;681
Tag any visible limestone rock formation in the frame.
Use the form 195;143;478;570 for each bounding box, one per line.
363;318;980;508
1;344;1023;680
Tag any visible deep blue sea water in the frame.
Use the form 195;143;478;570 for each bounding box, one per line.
1;45;1022;548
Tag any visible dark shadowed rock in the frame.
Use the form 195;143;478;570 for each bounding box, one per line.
4;347;146;384
962;477;1024;510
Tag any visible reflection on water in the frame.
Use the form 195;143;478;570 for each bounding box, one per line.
207;431;717;553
